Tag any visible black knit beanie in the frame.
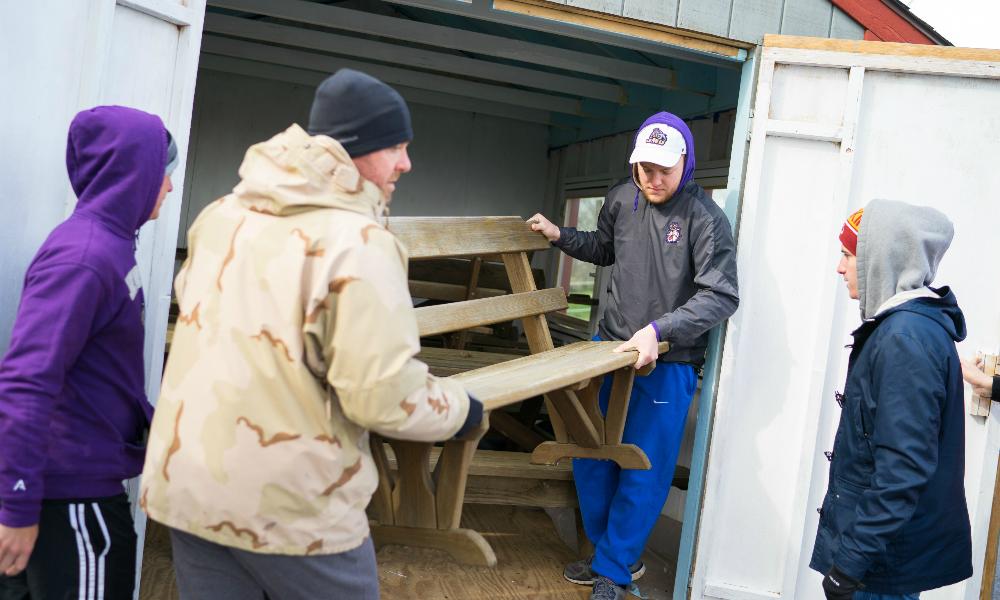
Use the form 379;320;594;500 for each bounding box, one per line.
307;69;413;158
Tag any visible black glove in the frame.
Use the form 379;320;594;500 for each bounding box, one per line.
822;565;862;600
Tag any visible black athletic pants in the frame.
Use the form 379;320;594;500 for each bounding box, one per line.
0;494;136;600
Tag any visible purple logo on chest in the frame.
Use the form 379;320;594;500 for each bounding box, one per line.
665;222;682;244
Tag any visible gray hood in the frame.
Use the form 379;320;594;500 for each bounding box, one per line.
856;199;954;320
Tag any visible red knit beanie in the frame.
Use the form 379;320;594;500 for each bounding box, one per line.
839;208;864;256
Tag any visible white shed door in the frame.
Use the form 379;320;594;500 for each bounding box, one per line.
93;0;205;406
80;1;206;594
692;36;1000;600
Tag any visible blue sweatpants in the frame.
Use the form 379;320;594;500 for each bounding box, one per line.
573;360;697;586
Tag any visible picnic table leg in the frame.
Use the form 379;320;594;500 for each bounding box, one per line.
370;429;498;567
604;367;635;445
531;369;651;470
387;440;437;529
501;251;569;443
368;435;395;524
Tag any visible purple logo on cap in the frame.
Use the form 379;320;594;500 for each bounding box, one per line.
646;128;668;146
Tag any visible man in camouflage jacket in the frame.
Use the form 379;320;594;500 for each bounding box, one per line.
141;69;483;600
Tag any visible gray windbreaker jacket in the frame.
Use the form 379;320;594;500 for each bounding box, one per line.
555;179;739;366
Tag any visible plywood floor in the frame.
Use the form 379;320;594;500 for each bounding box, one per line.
139;505;675;600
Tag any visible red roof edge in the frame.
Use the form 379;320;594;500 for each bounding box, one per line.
830;0;944;45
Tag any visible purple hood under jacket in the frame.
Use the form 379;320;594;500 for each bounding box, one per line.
0;106;166;527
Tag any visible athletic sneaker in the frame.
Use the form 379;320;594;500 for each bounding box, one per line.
591;576;627;600
563;556;646;585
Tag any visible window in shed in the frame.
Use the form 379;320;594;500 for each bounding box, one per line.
558;196;604;323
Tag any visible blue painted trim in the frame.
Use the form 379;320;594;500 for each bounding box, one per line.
672;47;758;600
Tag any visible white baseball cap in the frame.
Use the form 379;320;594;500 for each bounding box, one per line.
628;123;687;168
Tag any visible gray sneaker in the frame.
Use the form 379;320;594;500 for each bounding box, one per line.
590;576;627;600
563;556;646;585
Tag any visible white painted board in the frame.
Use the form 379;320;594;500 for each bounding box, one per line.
693;43;1000;600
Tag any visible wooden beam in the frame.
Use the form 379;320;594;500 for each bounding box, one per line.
531;441;651;469
416;288;568;338
764;34;1000;63
208;0;677;88
200;36;586;116
198;54;558;126
371;524;497;566
380;0;743;69
204;13;626;103
389;216;551;259
492;0;748;59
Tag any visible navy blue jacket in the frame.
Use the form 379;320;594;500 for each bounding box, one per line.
810;288;972;594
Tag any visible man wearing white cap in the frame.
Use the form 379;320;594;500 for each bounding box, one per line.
530;111;739;600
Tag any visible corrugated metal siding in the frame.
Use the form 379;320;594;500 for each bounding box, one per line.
562;0;864;44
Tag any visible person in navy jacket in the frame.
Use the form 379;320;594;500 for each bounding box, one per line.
811;201;972;600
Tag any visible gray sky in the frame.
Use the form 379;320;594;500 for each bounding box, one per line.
902;0;1000;49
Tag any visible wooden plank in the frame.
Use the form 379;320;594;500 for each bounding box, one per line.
416;288;568;338
204;14;626;103
493;0;750;57
547;389;602;449
500;252;568;443
371;525;497;567
385;446;574;481
764;34;1000;62
604;367;635;445
388;441;437;529
463;475;578;508
418;347;518;377
389;217;551;259
532;441;651;469
409;257;542;292
208;0;678;88
980;457;1000;600
409;280;506;303
451;342;651;409
375;505;588;598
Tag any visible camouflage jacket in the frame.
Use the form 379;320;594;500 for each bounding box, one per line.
141;124;472;555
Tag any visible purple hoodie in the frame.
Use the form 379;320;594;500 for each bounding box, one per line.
630;111;697;212
0;106;165;527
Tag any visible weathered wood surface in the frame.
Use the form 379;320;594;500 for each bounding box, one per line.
532;441;651;470
409;257;544;292
451;341;666;410
418;347;519;377
389;216;550;259
376;505;596;599
373;524;497;567
416;288;568;338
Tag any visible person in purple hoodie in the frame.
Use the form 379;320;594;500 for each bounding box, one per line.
0;105;176;599
529;112;738;600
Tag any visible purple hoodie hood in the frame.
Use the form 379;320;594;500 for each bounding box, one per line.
0;106;167;527
67;105;169;238
631;111;697;198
